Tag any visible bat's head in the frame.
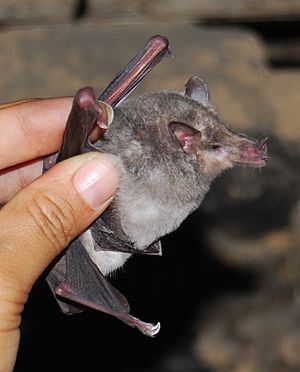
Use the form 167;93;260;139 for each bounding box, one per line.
101;76;268;198
145;76;268;183
97;76;268;248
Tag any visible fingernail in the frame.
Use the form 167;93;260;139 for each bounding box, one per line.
74;155;119;209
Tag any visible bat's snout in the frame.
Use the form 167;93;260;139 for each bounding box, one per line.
238;136;268;167
222;134;269;168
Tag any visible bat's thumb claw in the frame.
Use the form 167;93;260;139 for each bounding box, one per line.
97;100;114;129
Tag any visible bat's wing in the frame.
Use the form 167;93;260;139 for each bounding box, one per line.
51;240;160;336
43;88;110;172
46;35;170;336
45;89;159;335
98;35;170;106
46;87;107;310
45;88;161;336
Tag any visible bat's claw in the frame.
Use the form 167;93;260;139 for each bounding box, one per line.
142;321;161;337
97;100;114;129
127;317;161;337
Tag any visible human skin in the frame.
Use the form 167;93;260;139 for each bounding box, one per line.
0;98;119;371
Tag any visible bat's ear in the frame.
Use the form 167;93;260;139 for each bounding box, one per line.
169;122;201;155
184;76;211;108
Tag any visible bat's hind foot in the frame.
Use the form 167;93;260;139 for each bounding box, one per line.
126;317;161;337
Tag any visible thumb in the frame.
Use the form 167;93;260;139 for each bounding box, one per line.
0;151;119;296
0;151;119;372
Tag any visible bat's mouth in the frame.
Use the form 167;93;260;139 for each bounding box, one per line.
230;136;268;168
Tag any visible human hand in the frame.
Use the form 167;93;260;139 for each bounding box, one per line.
0;98;119;371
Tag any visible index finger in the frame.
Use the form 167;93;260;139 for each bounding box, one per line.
0;97;72;170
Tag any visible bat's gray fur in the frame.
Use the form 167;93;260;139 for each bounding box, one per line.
83;78;267;275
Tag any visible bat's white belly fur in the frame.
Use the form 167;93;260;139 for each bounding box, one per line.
80;230;131;276
80;168;200;276
117;188;196;248
115;165;202;249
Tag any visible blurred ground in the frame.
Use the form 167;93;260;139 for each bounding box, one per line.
1;1;300;372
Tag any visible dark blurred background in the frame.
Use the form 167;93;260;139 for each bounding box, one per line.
1;1;300;371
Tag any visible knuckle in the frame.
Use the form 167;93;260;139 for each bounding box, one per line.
26;189;79;251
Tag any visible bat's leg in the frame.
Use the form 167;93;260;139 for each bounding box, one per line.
55;240;160;337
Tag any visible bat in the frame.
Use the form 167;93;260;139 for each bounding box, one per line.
44;36;268;336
